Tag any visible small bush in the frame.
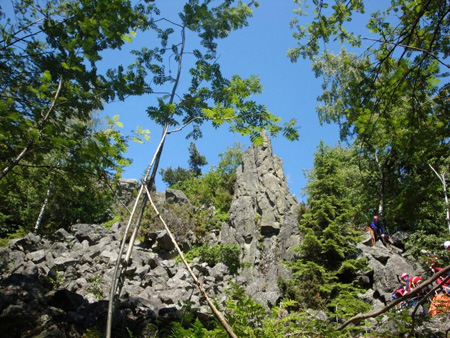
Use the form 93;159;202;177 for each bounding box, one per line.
184;243;240;274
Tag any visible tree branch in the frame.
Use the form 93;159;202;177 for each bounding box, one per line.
338;265;450;330
408;274;450;338
360;37;449;69
167;116;205;134
0;77;63;181
143;184;237;338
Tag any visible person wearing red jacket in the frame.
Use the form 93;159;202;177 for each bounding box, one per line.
420;244;450;294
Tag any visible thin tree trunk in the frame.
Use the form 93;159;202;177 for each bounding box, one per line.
34;176;54;233
0;141;32;181
106;127;168;338
143;185;237;338
106;130;237;337
374;152;384;217
106;24;236;337
0;78;63;181
429;164;450;233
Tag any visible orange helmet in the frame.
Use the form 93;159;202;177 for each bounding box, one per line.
400;273;409;281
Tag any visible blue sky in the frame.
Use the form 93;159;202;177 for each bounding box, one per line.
101;1;343;201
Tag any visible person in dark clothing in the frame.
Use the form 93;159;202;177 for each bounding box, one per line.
369;215;389;245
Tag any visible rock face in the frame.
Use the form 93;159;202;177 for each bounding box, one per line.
355;231;426;310
117;178;140;206
0;223;234;337
0;134;447;337
220;132;301;307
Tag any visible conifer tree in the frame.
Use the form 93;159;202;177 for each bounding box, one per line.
284;143;369;315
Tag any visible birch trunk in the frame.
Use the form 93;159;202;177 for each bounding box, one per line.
106;24;236;338
429;164;450;233
34;176;54;233
374;152;385;217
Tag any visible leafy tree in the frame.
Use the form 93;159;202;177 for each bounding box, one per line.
0;114;130;236
184;243;241;274
289;0;449;231
0;0;149;179
217;142;245;175
142;143;244;240
107;2;299;337
0;0;152;235
188;142;208;177
173;143;245;216
160;142;208;186
160;166;193;187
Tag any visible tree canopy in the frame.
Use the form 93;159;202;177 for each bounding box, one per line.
289;0;449;231
1;0;449;336
0;0;153;235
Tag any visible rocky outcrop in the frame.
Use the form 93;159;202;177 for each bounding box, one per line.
1;134;448;337
220;132;301;307
355;231;426;310
117;178;140;206
0;223;234;337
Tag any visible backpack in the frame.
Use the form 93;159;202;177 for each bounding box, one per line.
392;287;406;299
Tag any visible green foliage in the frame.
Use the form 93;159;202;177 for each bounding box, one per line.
222;283;267;337
0;124;125;236
328;290;371;318
188;142;208;177
289;0;449;231
285;143;367;316
0;227;27;248
171;318;206;338
160;142;208;186
131;0;299;149
217;142;245;174
160;166;194;187
157;143;245;235
281;261;328;309
0;0;149;236
40;270;65;290
139;192;222;239
102;214;122;230
169;285;353;337
173;168;236;216
88;274;104;300
406;231;450;271
82;328;103;338
184;243;240;274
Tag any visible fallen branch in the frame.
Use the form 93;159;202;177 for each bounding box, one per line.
408;274;450;338
144;185;237;338
338;265;450;330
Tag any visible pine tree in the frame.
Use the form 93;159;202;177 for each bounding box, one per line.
284;142;369;316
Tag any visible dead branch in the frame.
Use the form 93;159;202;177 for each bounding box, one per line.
338;265;450;330
144;185;237;338
408;274;450;338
